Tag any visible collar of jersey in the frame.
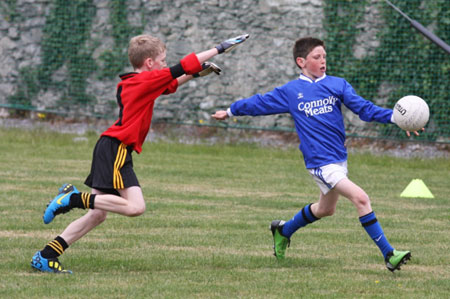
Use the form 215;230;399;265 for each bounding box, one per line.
299;73;326;83
119;72;138;80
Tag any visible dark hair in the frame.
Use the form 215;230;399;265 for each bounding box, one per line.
293;37;325;66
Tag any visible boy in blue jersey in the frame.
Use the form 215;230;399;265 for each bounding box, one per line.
212;37;419;272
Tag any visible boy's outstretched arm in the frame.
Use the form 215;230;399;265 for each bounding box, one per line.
196;34;250;63
177;34;249;86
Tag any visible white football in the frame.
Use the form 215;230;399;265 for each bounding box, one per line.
393;95;429;131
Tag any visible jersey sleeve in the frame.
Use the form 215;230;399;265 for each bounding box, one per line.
230;87;290;116
162;79;179;94
180;53;202;75
169;52;202;78
341;80;393;123
163;53;201;94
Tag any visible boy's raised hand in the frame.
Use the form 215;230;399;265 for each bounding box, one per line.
216;34;250;54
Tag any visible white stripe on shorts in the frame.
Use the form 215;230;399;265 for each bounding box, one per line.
308;161;348;195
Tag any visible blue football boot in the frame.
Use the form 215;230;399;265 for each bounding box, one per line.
31;251;72;274
43;184;79;224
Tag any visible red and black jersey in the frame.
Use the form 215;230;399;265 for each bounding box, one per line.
101;53;202;153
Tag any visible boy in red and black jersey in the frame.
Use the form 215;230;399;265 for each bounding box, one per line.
31;34;249;273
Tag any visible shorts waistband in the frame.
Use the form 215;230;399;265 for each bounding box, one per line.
100;136;133;151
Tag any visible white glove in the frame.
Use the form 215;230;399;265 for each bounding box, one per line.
193;62;222;77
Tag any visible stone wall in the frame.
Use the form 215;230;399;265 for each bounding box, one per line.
0;0;324;128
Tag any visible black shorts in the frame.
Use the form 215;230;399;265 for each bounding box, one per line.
84;136;140;195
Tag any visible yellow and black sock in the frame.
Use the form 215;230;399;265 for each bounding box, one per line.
69;192;96;209
40;236;68;259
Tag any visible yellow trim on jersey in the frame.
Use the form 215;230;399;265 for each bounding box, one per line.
113;143;127;189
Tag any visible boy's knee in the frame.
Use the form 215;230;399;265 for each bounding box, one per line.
325;207;336;216
133;206;146;217
127;204;146;217
315;204;335;217
118;187;146;217
91;210;107;224
319;207;336;217
354;193;370;208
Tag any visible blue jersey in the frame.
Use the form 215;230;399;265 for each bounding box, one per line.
230;74;393;168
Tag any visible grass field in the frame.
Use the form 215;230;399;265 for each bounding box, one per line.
0;127;449;298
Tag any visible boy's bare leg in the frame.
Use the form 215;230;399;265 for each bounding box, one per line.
93;186;145;217
311;188;340;218
331;178;410;271
271;185;339;259
60;186;145;245
271;178;368;259
333;178;372;216
60;209;108;245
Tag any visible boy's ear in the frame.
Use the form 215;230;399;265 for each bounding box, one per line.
296;57;305;69
144;57;154;69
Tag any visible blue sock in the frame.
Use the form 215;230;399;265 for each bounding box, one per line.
359;211;394;258
282;204;320;238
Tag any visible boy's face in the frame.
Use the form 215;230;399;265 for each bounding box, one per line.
296;46;326;80
149;50;167;70
141;50;167;72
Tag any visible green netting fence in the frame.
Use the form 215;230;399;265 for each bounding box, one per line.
1;0;449;143
323;0;449;143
